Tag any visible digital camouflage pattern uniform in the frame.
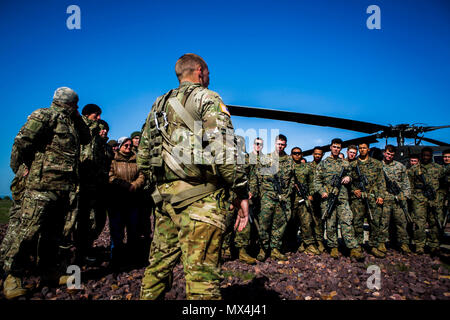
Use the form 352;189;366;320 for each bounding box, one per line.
308;161;324;245
381;160;411;246
314;156;359;249
350;157;386;248
250;151;294;253
408;162;445;250
138;81;248;300
292;162;316;247
2;87;91;279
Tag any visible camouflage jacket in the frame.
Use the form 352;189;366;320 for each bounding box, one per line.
250;151;295;201
308;160;320;195
138;81;248;199
11;102;91;191
248;152;264;198
293;162;314;199
79;116;109;189
382;160;411;201
350;157;386;200
314;156;352;201
408;162;445;198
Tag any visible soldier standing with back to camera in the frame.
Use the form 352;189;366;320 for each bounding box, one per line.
138;53;249;300
350;142;386;258
314;138;364;261
2;87;91;299
408;147;445;256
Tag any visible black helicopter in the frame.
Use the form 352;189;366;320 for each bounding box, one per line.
227;105;450;165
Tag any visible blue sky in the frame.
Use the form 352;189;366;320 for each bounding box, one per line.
1;0;449;196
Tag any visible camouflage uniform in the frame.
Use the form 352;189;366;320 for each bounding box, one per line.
2;87;91;278
314;156;358;249
250;151;294;253
309;161;324;244
291;162;316;246
381;160;411;245
350;157;386;248
138;81;248;300
408;162;445;249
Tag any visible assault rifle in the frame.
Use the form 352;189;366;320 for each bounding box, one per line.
383;171;417;231
293;174;313;215
416;171;442;231
269;174;288;222
321;167;346;221
355;163;374;222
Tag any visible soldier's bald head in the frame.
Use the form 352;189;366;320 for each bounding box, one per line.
175;53;208;81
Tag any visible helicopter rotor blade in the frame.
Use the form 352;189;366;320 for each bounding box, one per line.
227;105;387;134
419;136;450;146
302;134;380;156
422;125;450;133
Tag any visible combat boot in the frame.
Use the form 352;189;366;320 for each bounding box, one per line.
238;248;257;265
370;247;386;258
377;243;387;253
350;247;365;262
317;241;326;253
270;248;287;261
256;249;267;262
330;248;340;259
297;243;305;253
415;246;425;255
305;244;320;255
400;244;412;254
222;248;232;260
3;274;27;300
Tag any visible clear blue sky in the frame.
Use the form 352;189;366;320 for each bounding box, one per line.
1;0;449;196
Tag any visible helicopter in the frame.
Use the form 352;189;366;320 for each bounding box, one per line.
227;105;450;165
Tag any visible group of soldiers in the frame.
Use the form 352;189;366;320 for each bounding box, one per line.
223;137;450;265
0;53;449;301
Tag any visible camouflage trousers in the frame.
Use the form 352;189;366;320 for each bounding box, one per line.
293;201;316;246
380;199;409;245
312;195;324;243
322;199;358;249
259;194;291;251
2;189;77;276
411;195;443;249
140;185;227;300
350;198;383;247
0;199;23;272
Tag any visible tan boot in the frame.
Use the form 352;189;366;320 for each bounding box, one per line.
305;244;320;255
330;248;339;259
400;244;412;254
350;247;365;262
256;249;267;262
297;243;305;253
317;241;326;253
371;247;386;258
415;245;425;255
3;274;27;300
377;243;387;253
222;248;231;260
270;248;287;261
238;248;257;265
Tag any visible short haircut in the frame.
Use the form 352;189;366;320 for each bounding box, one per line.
82;104;102;116
358;141;370;148
331;138;343;146
175;53;207;81
275;134;287;142
410;154;420;159
443;149;450;155
291;147;302;153
98;119;109;132
313;146;323;153
384;144;396;153
254;137;263;143
347;145;357;151
421;147;433;154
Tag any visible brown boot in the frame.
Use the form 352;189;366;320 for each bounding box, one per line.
415;245;425;255
270;248;287;261
350;247;365;262
371;247;386;258
256;249;267;262
317;241;326;253
330;248;339;259
238;248;257;265
400;243;412;254
305;244;320;255
3;275;28;300
297;243;305;253
377;243;387;253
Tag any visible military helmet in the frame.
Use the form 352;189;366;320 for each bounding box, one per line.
53;87;79;105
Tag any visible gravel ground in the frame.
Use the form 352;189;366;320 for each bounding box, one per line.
0;222;449;300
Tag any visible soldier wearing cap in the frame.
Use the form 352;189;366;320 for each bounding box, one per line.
2;87;91;299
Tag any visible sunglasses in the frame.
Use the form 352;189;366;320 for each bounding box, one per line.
255;142;263;146
122;144;132;148
292;152;302;155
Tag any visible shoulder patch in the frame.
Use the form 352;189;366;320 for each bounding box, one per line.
219;102;231;116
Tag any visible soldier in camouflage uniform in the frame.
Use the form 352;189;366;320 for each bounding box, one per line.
138;54;249;300
350;142;386;258
314;138;364;261
2;87;91;299
442;149;450;229
308;146;326;253
381;145;412;254
250;134;294;261
408;147;445;256
290;147;320;255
